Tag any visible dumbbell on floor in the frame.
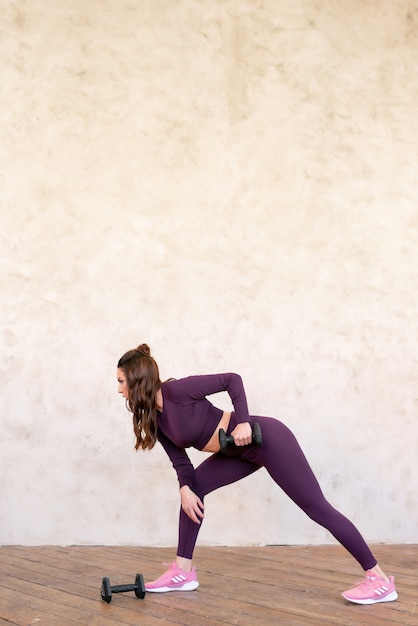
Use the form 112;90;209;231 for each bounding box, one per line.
101;573;145;603
219;422;262;454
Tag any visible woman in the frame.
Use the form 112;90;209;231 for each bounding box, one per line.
117;343;397;605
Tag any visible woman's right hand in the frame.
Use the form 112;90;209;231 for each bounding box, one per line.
179;486;205;524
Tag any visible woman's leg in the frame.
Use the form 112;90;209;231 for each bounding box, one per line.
177;451;260;559
145;450;261;591
241;416;377;571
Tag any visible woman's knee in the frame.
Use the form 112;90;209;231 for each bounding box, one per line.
302;498;340;525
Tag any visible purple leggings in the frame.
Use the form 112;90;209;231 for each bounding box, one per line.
178;414;377;571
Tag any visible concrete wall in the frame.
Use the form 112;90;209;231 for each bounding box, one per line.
1;0;417;549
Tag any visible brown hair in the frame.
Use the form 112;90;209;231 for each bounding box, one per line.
117;343;161;450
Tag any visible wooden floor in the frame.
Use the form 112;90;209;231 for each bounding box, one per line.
0;544;417;625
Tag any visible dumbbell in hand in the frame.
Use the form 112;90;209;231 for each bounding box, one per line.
219;423;262;454
101;573;145;603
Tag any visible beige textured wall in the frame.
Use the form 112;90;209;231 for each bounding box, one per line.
1;0;417;548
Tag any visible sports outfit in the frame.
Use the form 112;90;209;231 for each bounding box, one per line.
145;373;397;603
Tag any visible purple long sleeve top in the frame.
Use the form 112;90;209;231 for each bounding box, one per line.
157;373;250;488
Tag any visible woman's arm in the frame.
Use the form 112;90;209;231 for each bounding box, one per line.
157;429;195;488
171;373;251;425
158;431;204;523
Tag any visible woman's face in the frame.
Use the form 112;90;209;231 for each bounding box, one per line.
117;368;129;399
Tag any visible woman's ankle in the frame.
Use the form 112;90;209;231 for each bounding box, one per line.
368;564;389;583
176;556;193;572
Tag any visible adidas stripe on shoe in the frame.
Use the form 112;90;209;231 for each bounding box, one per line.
342;571;398;605
145;561;199;593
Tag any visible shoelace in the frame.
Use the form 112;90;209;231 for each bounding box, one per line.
352;573;381;591
162;561;179;571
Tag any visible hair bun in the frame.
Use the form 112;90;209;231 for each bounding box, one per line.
137;343;151;357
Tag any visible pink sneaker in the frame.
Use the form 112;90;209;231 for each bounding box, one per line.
145;561;199;593
342;570;398;605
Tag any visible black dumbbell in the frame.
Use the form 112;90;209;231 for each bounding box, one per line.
219;423;262;454
101;573;145;603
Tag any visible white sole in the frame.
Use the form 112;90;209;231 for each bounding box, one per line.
146;581;199;593
342;589;398;605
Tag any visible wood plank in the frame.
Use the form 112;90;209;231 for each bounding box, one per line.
0;545;416;626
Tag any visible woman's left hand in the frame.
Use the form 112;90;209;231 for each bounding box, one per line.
179;486;205;524
231;422;252;446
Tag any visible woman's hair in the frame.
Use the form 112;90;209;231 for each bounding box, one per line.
117;343;161;450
